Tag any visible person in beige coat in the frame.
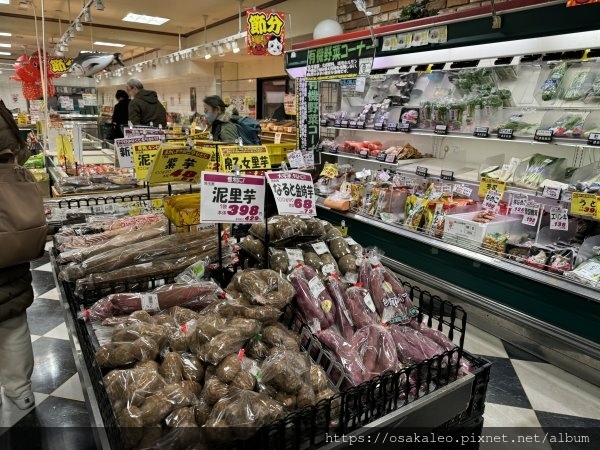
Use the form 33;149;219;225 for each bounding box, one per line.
0;100;45;409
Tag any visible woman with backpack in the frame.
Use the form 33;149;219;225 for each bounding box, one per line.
203;95;240;143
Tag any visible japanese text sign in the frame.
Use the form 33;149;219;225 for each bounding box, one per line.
146;145;213;184
306;39;375;80
115;135;163;169
296;78;320;151
200;173;265;224
246;10;285;56
124;127;166;138
48;57;73;74
570;192;599;218
482;190;502;211
549;207;569;231
266;171;316;216
522;202;541;226
478;177;506;197
218;145;272;171
132;142;161;181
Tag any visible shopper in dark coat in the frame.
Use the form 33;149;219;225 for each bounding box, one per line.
110;89;130;139
203;95;239;143
126;78;167;127
0;104;41;410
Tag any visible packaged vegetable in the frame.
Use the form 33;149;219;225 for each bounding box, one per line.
351;324;398;379
316;329;365;386
541;62;567;101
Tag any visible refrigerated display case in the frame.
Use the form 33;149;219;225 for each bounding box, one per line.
285;1;600;385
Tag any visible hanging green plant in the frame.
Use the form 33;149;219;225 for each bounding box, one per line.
399;0;439;22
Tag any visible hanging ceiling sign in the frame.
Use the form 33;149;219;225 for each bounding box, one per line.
566;0;600;6
246;9;285;56
305;39;376;80
48;57;74;74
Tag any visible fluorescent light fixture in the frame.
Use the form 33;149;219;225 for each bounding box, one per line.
0;51;11;56
122;13;170;26
94;41;125;47
0;33;11;37
0;43;10;48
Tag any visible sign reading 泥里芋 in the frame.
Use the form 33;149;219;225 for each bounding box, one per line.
266;170;316;216
246;10;285;56
200;173;266;224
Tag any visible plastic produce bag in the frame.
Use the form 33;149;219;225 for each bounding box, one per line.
316;329;365;386
325;276;355;341
388;325;446;365
350;324;398;379
289;265;336;330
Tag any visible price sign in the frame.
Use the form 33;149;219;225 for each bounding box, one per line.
172;125;183;135
385;153;396;163
482;190;502;210
452;184;473;197
218;145;271;171
340;120;349;128
587;132;600;146
376;153;387;162
200;173;265;224
521;202;540;226
301;151;315;169
510;194;529;215
498;128;514;140
386;122;398;132
274;132;282;144
440;170;454;181
440;184;453;194
287;150;305;169
478;177;506;197
334;119;342;127
377;171;391;182
359;149;369;159
446;219;477;238
320;163;338;179
312;242;329;255
434;124;448;135
534;129;553;143
320;118;328;127
326;146;338;154
349;120;358;129
114;136;163;169
132;142;161;180
374;122;384;131
356;120;366;129
542;186;561;200
416;166;428;177
473;126;489;138
398;122;411;133
266;171;316;216
124;127;166;139
549;207;569;231
146;144;212;184
570;192;598;217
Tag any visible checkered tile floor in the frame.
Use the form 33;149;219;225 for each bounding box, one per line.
1;245;599;449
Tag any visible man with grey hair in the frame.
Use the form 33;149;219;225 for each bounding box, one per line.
126;78;167;127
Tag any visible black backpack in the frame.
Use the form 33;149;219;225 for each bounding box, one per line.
230;116;262;145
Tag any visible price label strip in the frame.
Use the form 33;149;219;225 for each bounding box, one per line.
200;173;266;224
452;184;473;198
521;202;541;227
497;128;514;140
266;170;317;216
473;126;489;138
549;207;569;231
587;132;600;146
434;124;448;135
534;129;553;143
440;170;454;181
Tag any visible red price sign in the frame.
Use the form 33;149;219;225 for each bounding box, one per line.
200;173;265;224
266;170;316;216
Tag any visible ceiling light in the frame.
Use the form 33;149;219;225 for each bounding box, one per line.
0;1;10;4
69;28;76;38
122;13;170;26
94;0;105;11
17;1;30;10
0;43;10;48
0;33;11;37
217;45;225;57
232;41;240;54
59;43;68;52
175;53;180;62
94;41;125;47
75;20;83;31
204;48;211;60
82;7;91;22
55;50;64;57
0;51;11;56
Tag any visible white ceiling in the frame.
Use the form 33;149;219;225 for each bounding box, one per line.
0;0;287;65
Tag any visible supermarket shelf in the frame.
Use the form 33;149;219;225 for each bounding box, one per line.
316;200;600;303
324;126;597;148
321;151;399;167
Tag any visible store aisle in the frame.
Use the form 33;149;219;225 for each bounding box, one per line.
1;245;598;450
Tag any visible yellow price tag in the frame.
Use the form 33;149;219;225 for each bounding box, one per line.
146;144;212;184
132;142;161;181
218;145;271;171
172;125;183;135
570;192;599;218
17;113;28;125
478;177;506;197
320;163;338;179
